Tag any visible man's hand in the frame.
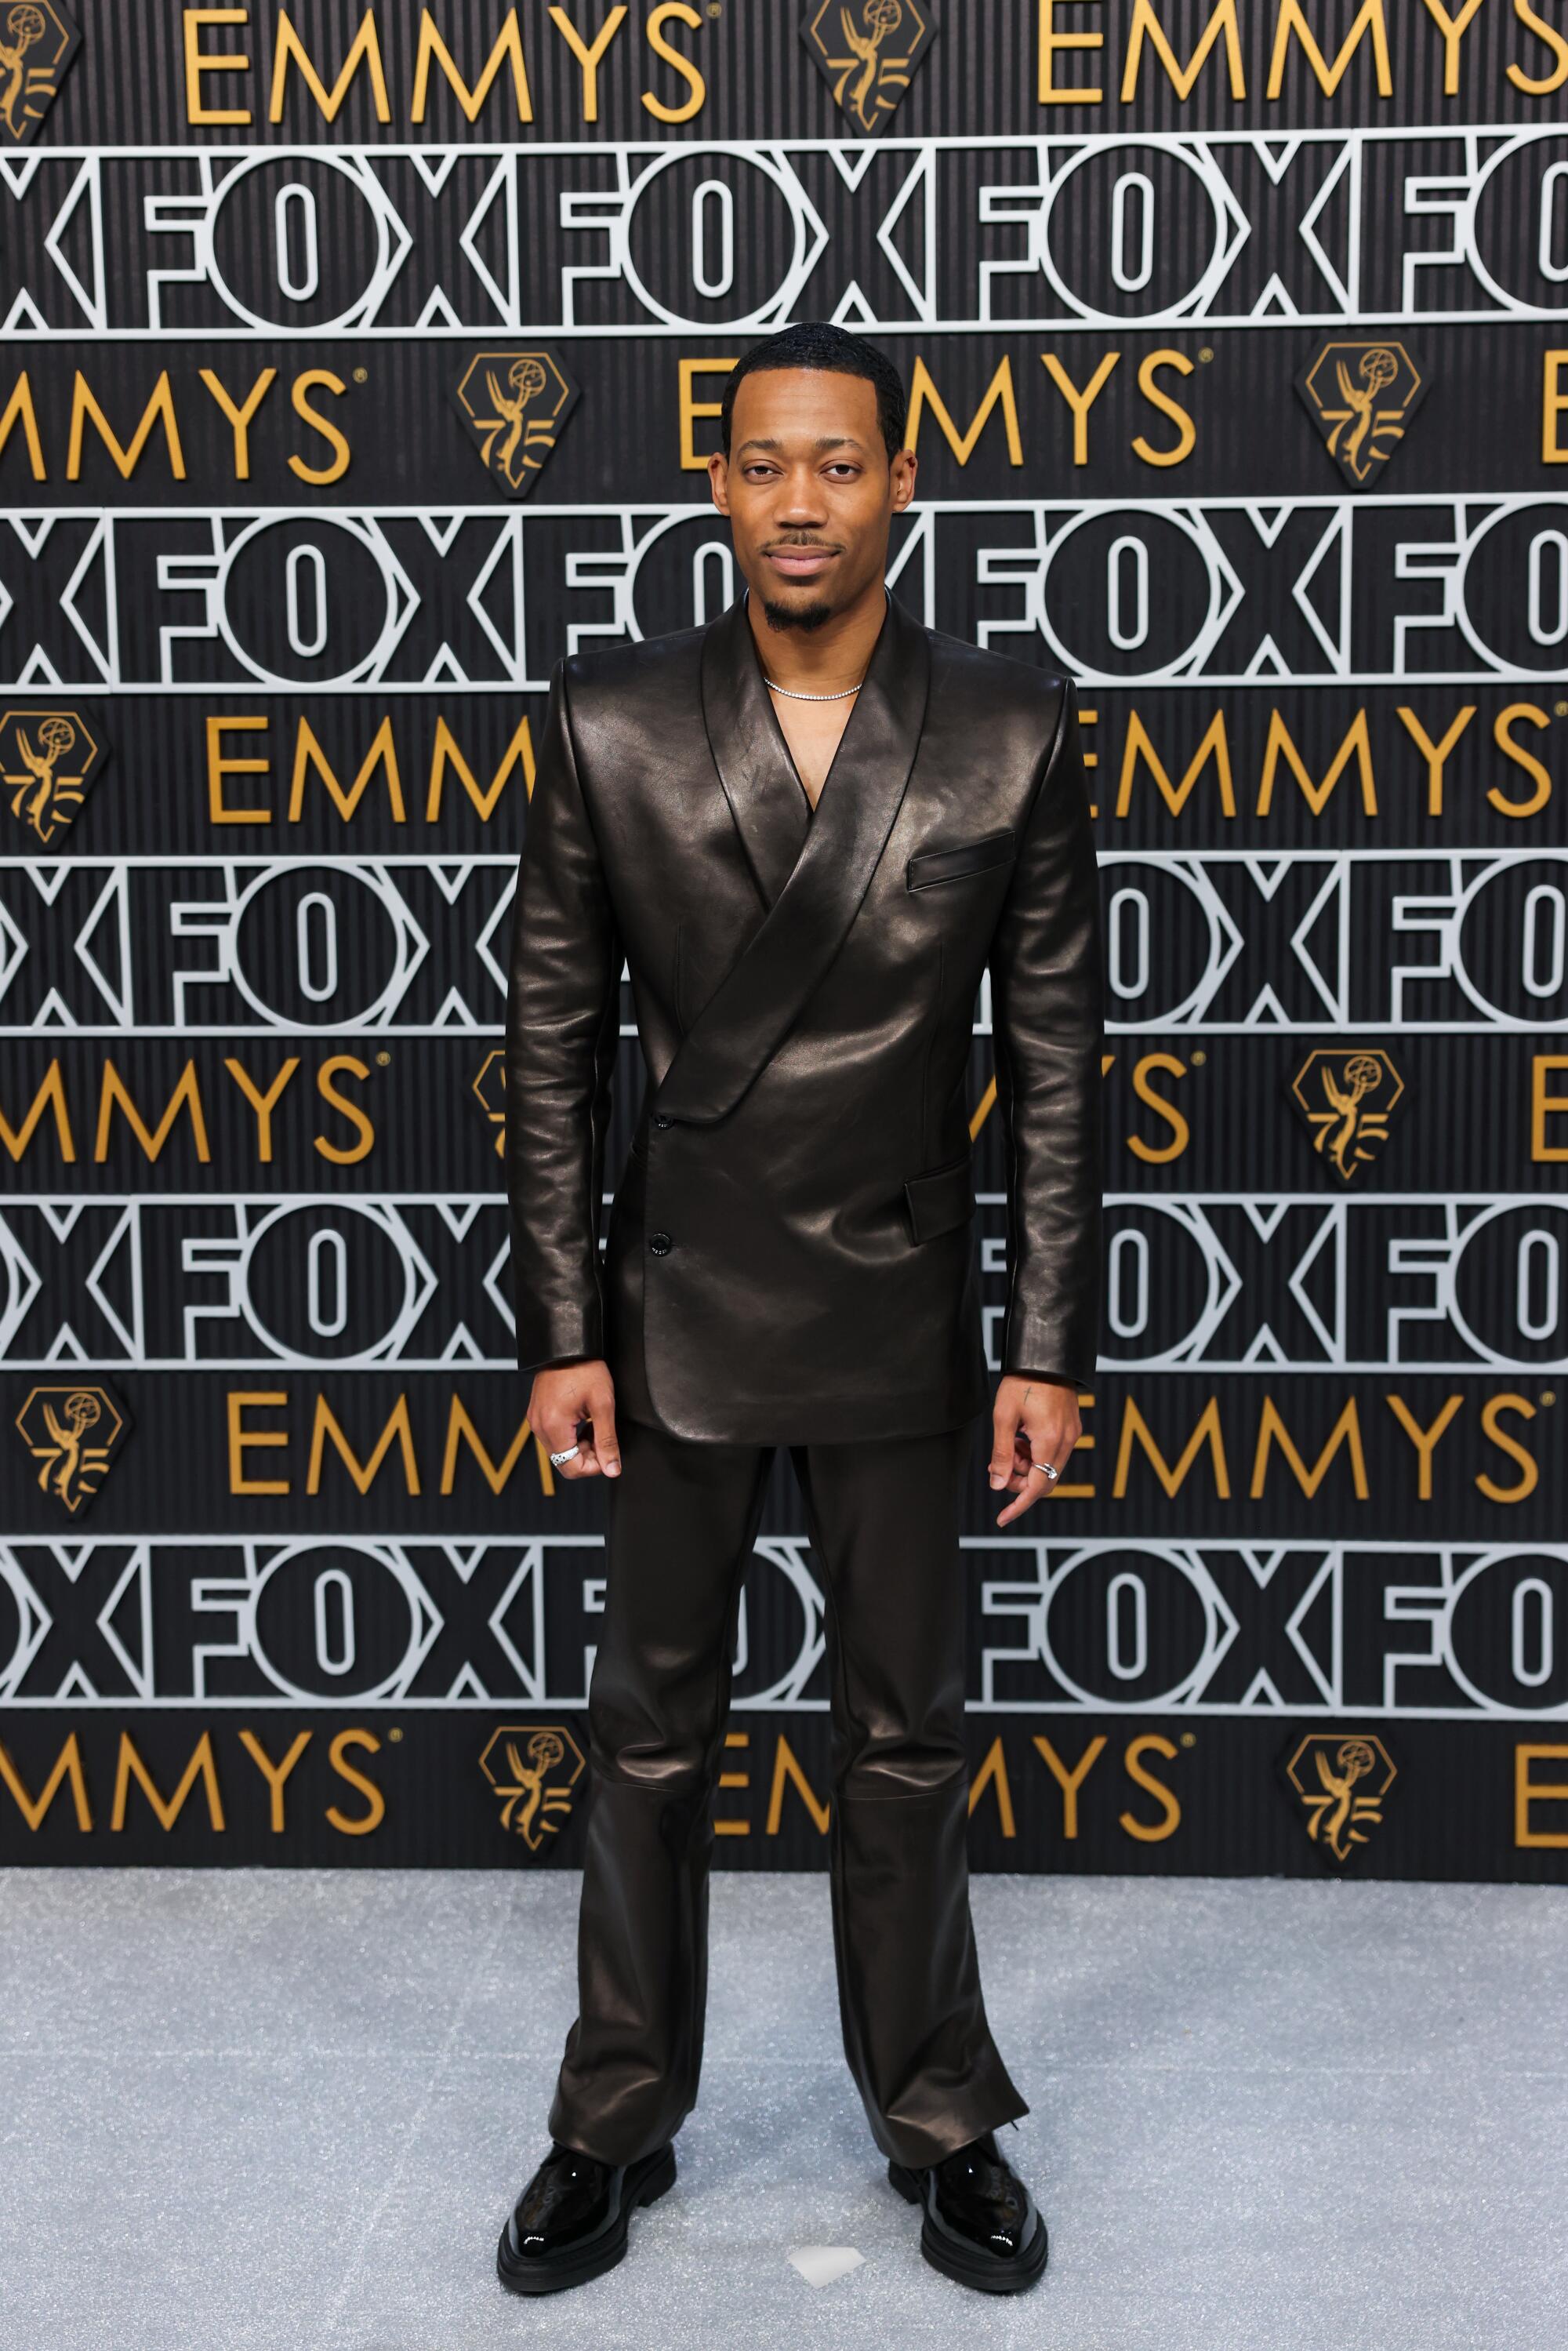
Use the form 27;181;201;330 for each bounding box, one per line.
988;1373;1081;1525
528;1358;621;1480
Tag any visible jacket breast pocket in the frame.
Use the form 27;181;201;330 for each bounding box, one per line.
902;1150;976;1245
905;827;1016;892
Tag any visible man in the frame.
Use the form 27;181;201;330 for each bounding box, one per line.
496;322;1104;2297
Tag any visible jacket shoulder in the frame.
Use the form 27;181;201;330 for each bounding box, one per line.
557;619;707;701
924;622;1073;718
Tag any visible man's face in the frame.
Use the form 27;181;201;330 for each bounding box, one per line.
709;367;916;632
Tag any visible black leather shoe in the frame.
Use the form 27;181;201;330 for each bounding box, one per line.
496;2138;676;2295
887;2128;1047;2293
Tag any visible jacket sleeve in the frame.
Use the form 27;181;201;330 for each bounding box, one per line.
987;676;1105;1391
503;656;623;1379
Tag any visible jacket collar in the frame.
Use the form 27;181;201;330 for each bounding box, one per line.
651;580;931;1127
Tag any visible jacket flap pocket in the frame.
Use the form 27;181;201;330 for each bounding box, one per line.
902;1152;976;1245
906;827;1016;892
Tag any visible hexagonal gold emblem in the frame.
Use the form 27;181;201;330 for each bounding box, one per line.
0;4;82;146
1288;1047;1404;1181
450;351;579;497
478;1724;586;1851
1279;1733;1397;1868
15;1382;132;1516
2;707;107;846
1297;341;1428;487
472;1049;506;1157
800;0;938;133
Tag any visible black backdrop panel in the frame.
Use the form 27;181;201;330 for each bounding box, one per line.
2;3;1566;1879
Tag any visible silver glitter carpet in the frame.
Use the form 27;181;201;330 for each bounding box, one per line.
2;1869;1562;2351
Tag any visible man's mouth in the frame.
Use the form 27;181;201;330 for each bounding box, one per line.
765;547;836;578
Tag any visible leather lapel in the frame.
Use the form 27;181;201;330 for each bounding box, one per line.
653;582;931;1127
697;587;815;912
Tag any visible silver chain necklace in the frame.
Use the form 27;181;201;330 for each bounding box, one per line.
750;579;880;701
761;674;864;700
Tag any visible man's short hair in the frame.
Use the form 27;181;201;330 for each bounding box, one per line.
718;322;909;464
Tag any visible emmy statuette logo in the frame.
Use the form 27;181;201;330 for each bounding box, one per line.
1;707;106;847
14;1383;132;1517
0;2;81;144
471;1051;506;1158
1287;1048;1404;1181
450;352;580;498
1279;1734;1398;1867
800;1;938;133
479;1724;586;1851
1296;342;1428;488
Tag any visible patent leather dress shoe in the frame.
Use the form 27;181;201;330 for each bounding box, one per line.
888;2128;1048;2293
496;2138;676;2295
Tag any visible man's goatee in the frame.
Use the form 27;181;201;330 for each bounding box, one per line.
757;594;836;633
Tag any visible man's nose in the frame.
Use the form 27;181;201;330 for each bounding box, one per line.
773;471;828;521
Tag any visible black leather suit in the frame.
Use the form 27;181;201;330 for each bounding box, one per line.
503;583;1105;2169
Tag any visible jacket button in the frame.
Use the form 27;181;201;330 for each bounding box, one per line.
648;1230;672;1255
652;1113;672;1128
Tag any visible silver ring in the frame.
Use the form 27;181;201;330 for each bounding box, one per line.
548;1444;580;1466
1027;1460;1060;1481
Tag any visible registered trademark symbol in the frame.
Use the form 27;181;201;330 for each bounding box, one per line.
1542;1391;1556;1407
1555;701;1567;718
1180;1731;1196;1746
354;367;368;383
388;1727;403;1741
1198;347;1214;363
1190;1049;1205;1065
376;1051;391;1066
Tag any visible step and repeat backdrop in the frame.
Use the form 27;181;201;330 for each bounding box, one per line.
2;2;1566;1878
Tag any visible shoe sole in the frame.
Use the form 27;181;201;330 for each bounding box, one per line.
496;2144;677;2295
887;2157;1049;2295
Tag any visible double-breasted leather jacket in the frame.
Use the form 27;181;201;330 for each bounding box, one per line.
503;583;1105;1445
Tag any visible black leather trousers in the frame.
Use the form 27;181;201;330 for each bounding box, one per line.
546;1408;1029;2171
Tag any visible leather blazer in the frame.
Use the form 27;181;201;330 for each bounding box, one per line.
503;585;1105;1444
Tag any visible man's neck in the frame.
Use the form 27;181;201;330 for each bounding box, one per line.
743;580;888;695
